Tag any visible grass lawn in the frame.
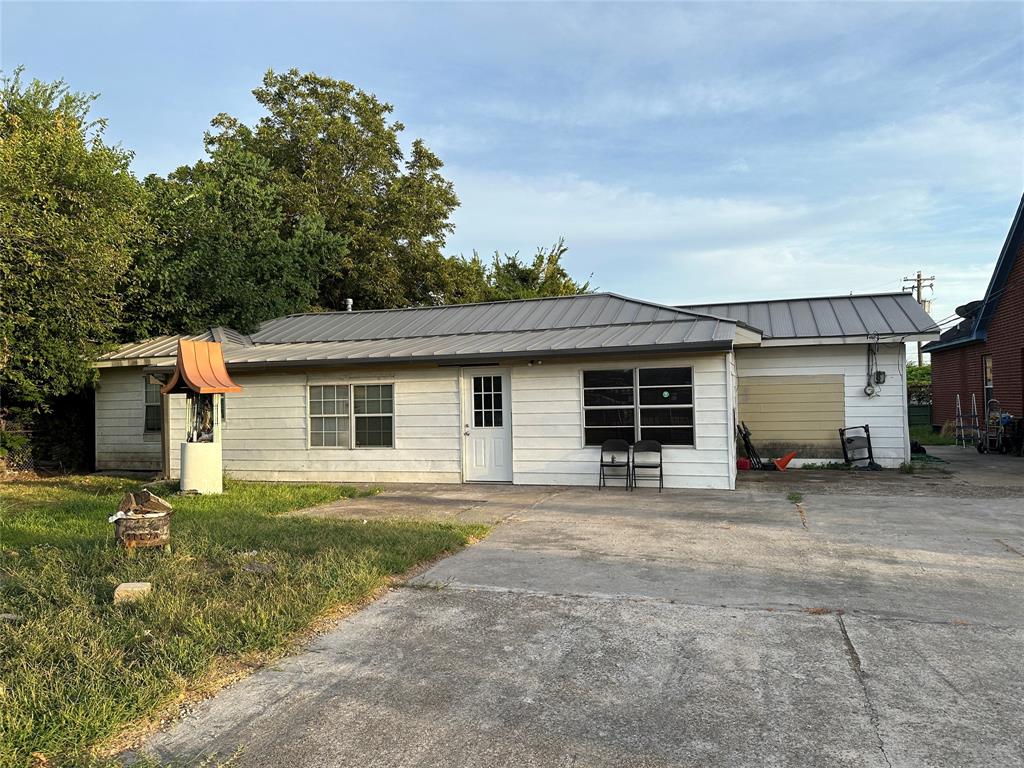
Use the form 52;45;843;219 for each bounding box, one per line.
0;476;488;767
910;424;957;446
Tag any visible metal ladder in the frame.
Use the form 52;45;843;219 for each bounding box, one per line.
954;393;981;447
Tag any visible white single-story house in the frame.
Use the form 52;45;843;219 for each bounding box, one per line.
94;292;937;489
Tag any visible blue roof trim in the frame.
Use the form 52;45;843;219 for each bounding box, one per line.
923;192;1024;354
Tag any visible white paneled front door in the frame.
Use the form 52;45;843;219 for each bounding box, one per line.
462;368;512;482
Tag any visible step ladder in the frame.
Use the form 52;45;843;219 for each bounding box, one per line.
954;393;981;447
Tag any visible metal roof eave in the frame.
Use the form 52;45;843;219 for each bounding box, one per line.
211;339;736;372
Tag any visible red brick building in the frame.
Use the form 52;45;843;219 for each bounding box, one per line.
925;194;1024;428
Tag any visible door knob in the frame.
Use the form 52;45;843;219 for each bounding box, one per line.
464;430;470;437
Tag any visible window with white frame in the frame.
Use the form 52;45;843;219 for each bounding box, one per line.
353;384;394;447
144;377;162;433
309;384;394;448
309;385;350;447
582;367;694;446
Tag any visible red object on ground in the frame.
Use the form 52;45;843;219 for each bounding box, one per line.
772;451;798;471
736;457;752;471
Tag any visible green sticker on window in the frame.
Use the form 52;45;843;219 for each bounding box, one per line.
662;390;670;398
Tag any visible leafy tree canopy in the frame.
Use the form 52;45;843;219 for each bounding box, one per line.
906;363;931;387
124;140;347;337
458;237;593;303
204;68;469;310
0;69;147;409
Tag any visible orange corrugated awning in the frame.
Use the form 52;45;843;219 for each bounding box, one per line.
160;340;242;395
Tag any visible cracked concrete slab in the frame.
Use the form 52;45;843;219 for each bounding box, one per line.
137;454;1024;767
144;590;891;768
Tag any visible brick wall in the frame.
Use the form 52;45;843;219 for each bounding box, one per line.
931;240;1024;427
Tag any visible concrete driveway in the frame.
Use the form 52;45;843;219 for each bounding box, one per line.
141;454;1024;767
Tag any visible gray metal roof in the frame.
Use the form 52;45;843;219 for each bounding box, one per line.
679;292;938;340
98;294;738;368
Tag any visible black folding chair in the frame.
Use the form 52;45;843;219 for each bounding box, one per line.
599;439;632;489
631;439;663;492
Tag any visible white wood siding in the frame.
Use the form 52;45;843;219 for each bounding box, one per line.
734;343;909;467
95;367;162;471
509;354;733;490
166;367;462;483
97;354;734;489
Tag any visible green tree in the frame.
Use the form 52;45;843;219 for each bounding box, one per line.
204;69;466;310
0;69;147;409
906;363;931;387
124;141;346;337
475;238;591;301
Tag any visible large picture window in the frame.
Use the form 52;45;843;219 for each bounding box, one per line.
309;384;394;448
582;367;694;446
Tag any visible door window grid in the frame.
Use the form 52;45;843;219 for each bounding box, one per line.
582;367;694;446
473;375;503;428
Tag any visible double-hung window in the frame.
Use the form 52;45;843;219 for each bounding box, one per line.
309;385;350;447
582;367;694;446
353;385;394;448
144;377;162;433
309;384;394;448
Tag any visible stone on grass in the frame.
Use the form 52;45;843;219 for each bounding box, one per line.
114;582;152;604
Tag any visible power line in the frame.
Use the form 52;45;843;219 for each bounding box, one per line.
902;271;935;365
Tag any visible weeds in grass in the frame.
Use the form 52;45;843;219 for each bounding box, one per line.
786;492;804;504
0;476;487;767
898;462;916;474
797;462;851;471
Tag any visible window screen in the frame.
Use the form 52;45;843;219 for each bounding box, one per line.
582;369;635;445
144;378;162;433
582;367;694;446
638;367;694;446
309;385;350;447
353;384;394;447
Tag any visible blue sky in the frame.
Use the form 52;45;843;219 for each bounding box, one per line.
3;1;1023;327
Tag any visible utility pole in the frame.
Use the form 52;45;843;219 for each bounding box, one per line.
903;271;935;366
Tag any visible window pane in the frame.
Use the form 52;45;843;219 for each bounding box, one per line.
640;426;694;446
474;410;483;428
144;406;161;432
583;408;634;427
310;399;323;416
583;388;633;407
640;408;694;426
474;393;482;410
584;426;636;446
583;369;633;388
484;411;493;427
494;411;503;428
356;415;393;447
639;367;692;387
492;376;502;393
639;386;692;406
311;431;324;447
493;393;502;410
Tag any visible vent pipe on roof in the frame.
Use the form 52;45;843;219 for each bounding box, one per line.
345;298;353;312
